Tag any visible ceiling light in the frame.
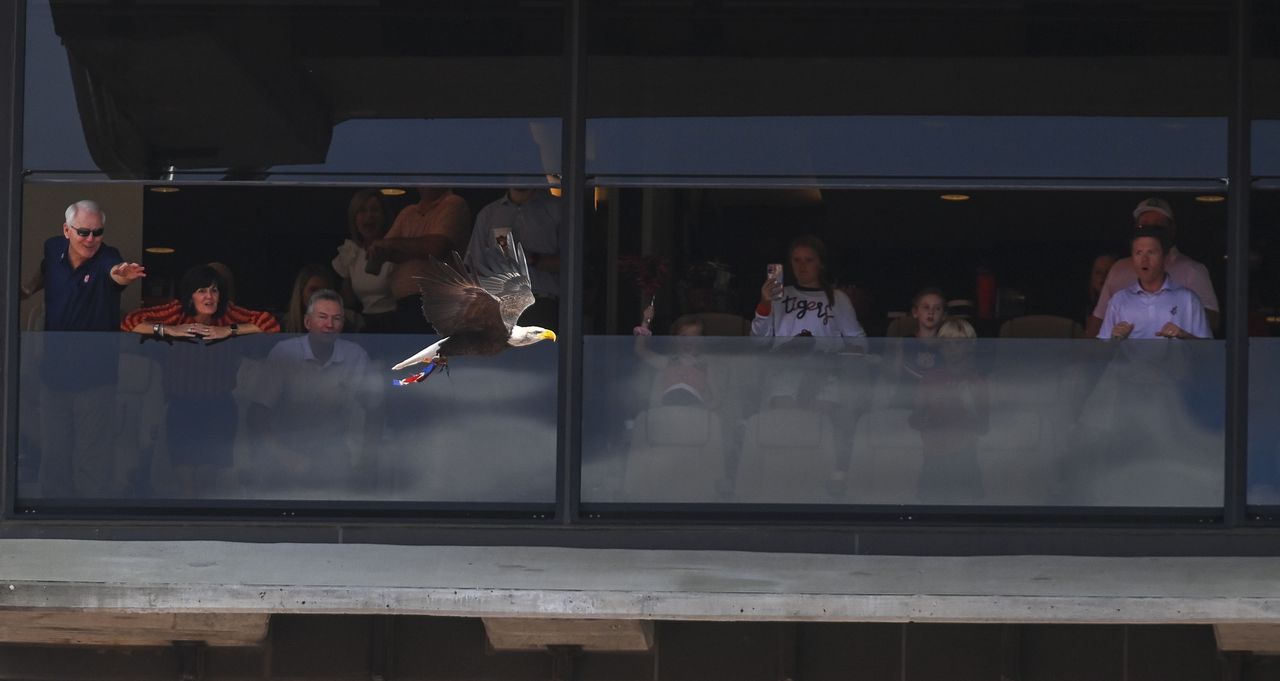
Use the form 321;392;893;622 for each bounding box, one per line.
940;194;970;202
1194;194;1225;203
144;247;176;254
379;188;406;196
149;186;179;193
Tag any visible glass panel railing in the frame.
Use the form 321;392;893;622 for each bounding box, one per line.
16;332;557;508
582;336;1224;508
1248;338;1280;507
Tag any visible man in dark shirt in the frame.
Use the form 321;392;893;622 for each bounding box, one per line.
21;199;146;328
20;200;145;499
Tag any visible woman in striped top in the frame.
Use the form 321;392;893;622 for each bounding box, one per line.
122;265;278;341
120;265;279;497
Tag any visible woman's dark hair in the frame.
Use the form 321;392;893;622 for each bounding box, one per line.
788;234;834;305
177;265;229;319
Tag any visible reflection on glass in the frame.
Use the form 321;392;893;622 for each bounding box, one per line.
1252;121;1280;177
24;0;564;176
1248;340;1280;506
270;119;561;177
582;336;1224;508
586;116;1227;179
17;332;557;506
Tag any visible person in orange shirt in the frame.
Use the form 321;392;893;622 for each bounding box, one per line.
366;187;472;333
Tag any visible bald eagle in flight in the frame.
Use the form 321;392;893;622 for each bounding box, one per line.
391;240;556;385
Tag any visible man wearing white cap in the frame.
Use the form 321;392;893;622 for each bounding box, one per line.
1085;197;1219;338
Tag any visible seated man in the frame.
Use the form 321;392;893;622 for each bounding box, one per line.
249;289;383;493
1098;228;1210;341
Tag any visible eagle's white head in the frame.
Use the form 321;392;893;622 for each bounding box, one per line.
508;325;557;347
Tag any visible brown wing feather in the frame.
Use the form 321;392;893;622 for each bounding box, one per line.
473;240;536;330
413;252;504;338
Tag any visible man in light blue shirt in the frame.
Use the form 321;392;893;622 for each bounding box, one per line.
249;290;383;493
1098;229;1210;341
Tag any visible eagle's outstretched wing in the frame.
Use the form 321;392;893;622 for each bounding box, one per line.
472;240;536;332
414;251;503;338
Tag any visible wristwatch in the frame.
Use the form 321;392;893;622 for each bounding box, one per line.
229;323;239;337
152;322;163;338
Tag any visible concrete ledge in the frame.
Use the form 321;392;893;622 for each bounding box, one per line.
2;540;1280;624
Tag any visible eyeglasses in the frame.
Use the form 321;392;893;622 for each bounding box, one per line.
68;225;105;238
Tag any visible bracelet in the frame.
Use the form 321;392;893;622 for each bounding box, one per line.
229;323;239;337
153;323;163;338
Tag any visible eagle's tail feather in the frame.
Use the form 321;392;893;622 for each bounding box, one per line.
391;338;447;371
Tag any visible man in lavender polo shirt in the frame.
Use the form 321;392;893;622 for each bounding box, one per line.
1086;197;1218;338
1098;228;1210;341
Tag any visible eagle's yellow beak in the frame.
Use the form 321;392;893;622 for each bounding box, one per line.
541;330;557;342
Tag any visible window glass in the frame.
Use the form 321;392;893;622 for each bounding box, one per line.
17;181;560;511
1248;188;1280;507
24;0;563;178
580;186;1226;511
585;0;1229;181
1248;4;1280;507
1252;2;1280;177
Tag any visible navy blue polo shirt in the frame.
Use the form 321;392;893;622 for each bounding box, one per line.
41;235;125;331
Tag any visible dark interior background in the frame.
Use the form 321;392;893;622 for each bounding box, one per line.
136;184;1250;337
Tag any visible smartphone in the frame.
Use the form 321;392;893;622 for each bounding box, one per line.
766;263;784;299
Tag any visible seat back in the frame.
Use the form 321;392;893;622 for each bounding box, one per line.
623;406;724;502
847;408;922;504
998;314;1085;339
885;316;918;338
735;408;836;503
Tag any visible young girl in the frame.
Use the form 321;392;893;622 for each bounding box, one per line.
909;318;990;503
903;287;946;376
634;306;716;408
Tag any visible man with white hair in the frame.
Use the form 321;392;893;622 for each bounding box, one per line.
21;199;146;330
1085;197;1218;338
23;200;145;498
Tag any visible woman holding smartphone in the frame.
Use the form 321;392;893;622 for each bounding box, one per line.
750;235;867;495
752;235;865;341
